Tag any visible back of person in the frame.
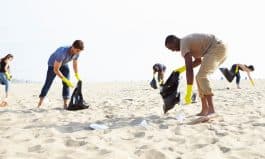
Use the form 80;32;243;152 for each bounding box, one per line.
48;46;79;66
181;33;217;58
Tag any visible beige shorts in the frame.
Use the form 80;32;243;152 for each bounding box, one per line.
196;42;227;97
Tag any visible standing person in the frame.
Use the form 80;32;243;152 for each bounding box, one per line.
0;54;14;106
165;33;227;116
220;64;255;89
38;40;84;109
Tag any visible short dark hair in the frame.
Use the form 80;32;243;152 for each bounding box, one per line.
165;35;179;45
248;65;254;71
1;54;14;62
72;40;84;50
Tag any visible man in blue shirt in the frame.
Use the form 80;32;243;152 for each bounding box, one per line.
38;40;84;109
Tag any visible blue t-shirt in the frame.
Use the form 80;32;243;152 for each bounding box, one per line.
48;46;79;66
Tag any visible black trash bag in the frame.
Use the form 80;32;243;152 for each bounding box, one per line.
219;68;235;82
67;80;89;111
160;71;180;98
163;91;180;114
160;71;181;113
150;77;158;89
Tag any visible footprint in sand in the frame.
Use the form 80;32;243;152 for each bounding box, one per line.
252;123;265;127
167;137;186;144
214;129;229;137
56;156;73;159
0;149;6;154
147;136;153;140
191;144;208;149
134;145;149;157
99;149;111;155
159;124;168;129
64;139;87;147
219;146;231;153
140;149;166;159
134;132;145;138
44;138;56;143
28;145;44;153
138;145;149;149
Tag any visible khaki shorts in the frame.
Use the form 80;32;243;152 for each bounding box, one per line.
196;42;227;97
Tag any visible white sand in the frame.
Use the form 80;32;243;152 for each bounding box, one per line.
0;80;265;159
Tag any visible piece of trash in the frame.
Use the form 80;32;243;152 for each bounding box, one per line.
89;124;109;130
192;93;197;103
139;120;148;128
150;78;158;89
176;113;185;122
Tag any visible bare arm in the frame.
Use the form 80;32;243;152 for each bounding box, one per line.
53;61;65;79
184;53;194;85
73;59;78;74
4;61;10;72
192;58;202;68
247;72;253;82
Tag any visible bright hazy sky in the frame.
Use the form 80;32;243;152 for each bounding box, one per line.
1;0;264;82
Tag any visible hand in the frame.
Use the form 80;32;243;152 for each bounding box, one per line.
174;66;186;73
62;77;74;88
75;73;81;81
185;85;192;104
158;79;164;86
5;72;12;81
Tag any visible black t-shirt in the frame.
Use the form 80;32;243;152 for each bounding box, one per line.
0;60;7;73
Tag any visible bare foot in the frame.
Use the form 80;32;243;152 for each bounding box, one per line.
38;97;44;108
37;101;42;108
196;111;208;116
207;111;215;115
0;101;8;107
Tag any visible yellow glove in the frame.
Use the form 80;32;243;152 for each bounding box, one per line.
5;72;12;80
235;65;239;73
62;77;74;88
174;66;186;73
185;84;193;104
250;79;255;86
75;73;81;81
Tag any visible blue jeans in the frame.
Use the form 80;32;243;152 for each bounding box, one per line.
39;65;70;99
230;64;241;85
0;72;9;93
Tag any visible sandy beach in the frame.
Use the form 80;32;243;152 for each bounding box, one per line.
0;80;265;159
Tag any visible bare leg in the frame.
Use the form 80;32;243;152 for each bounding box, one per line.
197;96;209;116
63;99;68;109
206;95;215;115
38;97;44;108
